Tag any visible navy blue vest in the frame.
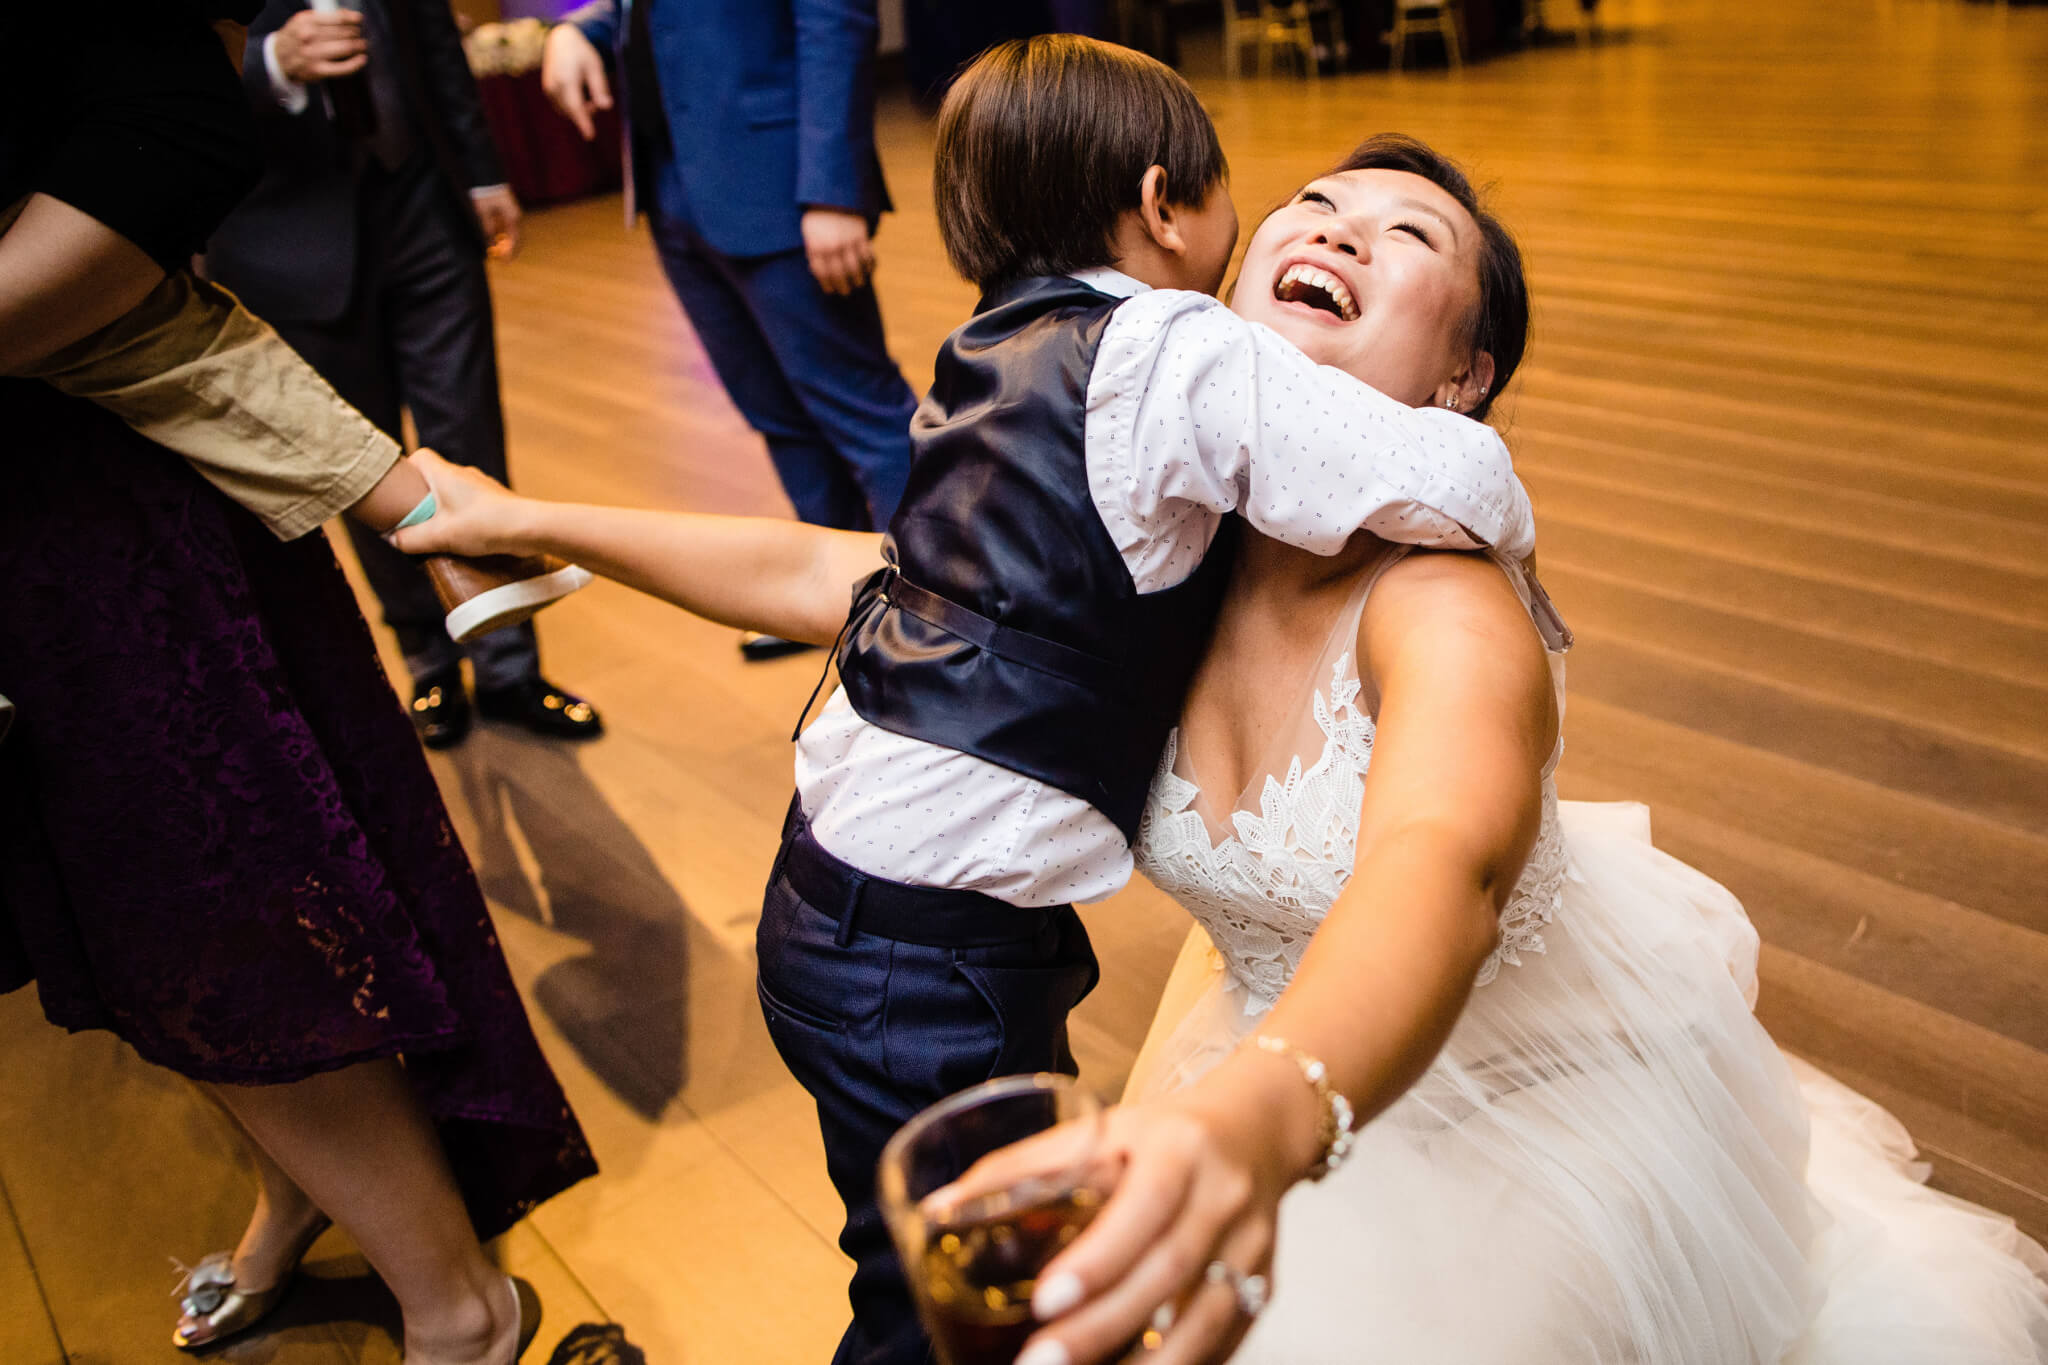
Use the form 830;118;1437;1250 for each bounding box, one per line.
831;276;1237;845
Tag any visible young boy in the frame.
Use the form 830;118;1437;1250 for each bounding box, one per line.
401;36;1540;1364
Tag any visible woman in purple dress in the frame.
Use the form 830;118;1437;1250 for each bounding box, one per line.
0;8;593;1362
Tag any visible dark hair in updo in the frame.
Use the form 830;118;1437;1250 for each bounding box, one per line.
1322;134;1529;421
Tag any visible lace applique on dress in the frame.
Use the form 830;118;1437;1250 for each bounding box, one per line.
1136;652;1566;1008
1481;786;1566;986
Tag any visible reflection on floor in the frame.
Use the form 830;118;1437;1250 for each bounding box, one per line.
4;0;2046;1359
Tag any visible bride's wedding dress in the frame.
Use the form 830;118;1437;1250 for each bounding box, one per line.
1128;546;2048;1364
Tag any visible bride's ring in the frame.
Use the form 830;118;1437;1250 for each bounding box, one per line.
1204;1260;1269;1317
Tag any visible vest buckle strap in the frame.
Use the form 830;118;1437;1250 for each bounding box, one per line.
789;564;897;742
881;574;1124;695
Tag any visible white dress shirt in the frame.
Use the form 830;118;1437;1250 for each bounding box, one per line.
263;32;317;115
794;268;1535;907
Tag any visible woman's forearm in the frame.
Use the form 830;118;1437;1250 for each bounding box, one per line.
1187;823;1505;1184
1209;551;1555;1181
1014;825;1518;1365
507;498;884;645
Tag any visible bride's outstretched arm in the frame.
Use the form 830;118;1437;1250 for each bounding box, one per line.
1253;550;1558;1136
391;449;885;645
1005;552;1559;1365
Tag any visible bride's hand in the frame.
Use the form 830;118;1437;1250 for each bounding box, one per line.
1006;1061;1320;1365
387;449;532;558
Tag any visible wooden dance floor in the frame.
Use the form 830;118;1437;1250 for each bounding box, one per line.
4;0;2044;1359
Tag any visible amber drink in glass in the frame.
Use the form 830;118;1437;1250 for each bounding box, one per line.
879;1075;1114;1365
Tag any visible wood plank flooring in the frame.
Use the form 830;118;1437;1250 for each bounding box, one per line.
4;0;2044;1359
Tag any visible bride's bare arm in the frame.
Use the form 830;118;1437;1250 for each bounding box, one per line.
1010;551;1558;1365
1257;550;1558;1121
391;449;885;645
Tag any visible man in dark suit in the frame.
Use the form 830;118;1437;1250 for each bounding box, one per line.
541;0;917;660
208;0;601;747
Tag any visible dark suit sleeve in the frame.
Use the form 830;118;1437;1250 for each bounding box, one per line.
792;0;879;214
242;1;318;118
412;0;506;189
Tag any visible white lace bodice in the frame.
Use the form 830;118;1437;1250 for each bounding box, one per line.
1135;647;1569;1011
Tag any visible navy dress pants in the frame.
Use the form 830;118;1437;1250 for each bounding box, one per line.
757;802;1100;1365
647;157;915;533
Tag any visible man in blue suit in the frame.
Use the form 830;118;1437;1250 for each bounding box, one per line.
544;0;916;660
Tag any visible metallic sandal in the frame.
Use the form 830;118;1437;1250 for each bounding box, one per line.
171;1217;331;1351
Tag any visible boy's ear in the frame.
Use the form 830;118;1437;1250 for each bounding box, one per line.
1136;164;1190;256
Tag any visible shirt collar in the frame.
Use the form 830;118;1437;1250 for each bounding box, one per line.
1068;266;1151;299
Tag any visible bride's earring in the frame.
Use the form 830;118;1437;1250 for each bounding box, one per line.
1443;394;1459;411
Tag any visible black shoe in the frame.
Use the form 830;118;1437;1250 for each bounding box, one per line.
738;630;820;662
545;1323;646;1365
410;669;472;750
475;677;604;740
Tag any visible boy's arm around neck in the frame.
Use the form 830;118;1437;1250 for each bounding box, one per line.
1088;289;1536;564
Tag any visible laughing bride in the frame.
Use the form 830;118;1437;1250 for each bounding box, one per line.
992;137;2048;1365
389;122;2048;1364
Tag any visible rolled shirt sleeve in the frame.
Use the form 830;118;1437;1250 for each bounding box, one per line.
24;272;401;541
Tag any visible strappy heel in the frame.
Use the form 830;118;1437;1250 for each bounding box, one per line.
171;1215;332;1351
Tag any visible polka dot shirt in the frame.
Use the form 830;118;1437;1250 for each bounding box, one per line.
795;269;1536;908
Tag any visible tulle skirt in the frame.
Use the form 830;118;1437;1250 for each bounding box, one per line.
1129;801;2048;1364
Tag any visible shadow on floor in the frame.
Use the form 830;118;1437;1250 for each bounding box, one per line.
442;731;692;1122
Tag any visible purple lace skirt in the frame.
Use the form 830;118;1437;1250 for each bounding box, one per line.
0;382;594;1238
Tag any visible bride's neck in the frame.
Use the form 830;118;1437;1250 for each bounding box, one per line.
1235;530;1385;597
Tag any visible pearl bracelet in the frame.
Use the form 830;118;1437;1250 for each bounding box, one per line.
1252;1035;1357;1180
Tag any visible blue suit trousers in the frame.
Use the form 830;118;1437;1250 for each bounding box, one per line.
648;156;914;531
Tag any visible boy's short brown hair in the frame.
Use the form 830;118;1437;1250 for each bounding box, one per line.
935;36;1227;291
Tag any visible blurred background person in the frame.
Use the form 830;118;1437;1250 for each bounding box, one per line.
207;0;603;747
541;0;917;661
0;6;594;1361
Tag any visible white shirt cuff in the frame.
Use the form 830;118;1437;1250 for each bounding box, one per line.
468;184;511;200
262;34;312;115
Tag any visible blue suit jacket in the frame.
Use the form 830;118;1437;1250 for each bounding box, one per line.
565;0;890;258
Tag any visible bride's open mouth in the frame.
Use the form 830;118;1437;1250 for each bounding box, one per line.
1273;262;1360;322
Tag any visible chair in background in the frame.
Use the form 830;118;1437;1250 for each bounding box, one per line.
1117;0;1208;64
1223;0;1347;77
1388;0;1464;70
1524;0;1596;45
